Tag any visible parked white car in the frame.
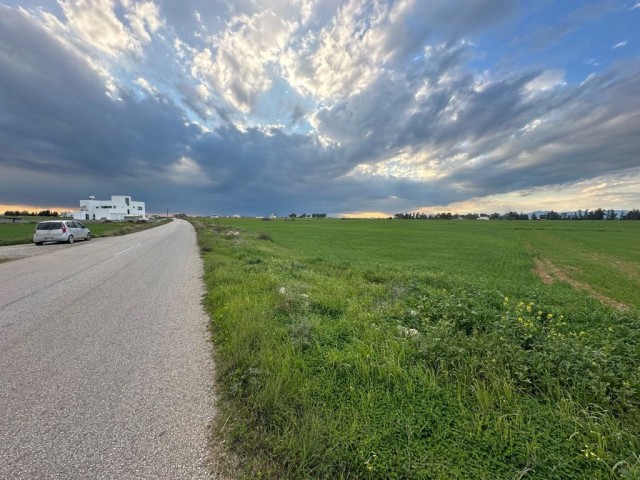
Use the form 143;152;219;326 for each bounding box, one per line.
33;220;92;245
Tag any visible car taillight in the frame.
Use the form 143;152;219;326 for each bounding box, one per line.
61;224;67;233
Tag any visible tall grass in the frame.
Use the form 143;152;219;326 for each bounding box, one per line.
194;218;640;479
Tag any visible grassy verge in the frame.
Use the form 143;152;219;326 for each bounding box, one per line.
193;218;640;479
0;219;171;246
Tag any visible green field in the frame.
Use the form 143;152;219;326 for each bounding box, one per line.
0;218;170;246
192;218;640;479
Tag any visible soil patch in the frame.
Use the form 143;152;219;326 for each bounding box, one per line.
533;257;628;310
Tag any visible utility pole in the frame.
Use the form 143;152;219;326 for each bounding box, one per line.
166;208;169;219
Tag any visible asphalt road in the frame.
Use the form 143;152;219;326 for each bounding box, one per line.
0;219;216;479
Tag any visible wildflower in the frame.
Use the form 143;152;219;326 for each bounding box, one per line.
582;446;599;460
526;305;532;313
398;326;420;338
365;452;378;472
547;313;553;320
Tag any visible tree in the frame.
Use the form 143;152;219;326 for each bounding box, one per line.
503;211;528;220
591;208;605;220
542;210;561;220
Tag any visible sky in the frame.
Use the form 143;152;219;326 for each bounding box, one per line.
1;0;639;217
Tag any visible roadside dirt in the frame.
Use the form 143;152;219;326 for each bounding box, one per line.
0;242;76;262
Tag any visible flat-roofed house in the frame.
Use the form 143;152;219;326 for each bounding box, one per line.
73;195;146;221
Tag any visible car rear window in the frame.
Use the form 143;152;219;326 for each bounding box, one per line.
36;222;62;230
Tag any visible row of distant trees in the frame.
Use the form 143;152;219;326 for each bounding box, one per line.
4;210;60;217
533;209;636;220
394;209;640;220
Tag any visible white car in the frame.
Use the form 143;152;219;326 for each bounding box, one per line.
33;220;92;245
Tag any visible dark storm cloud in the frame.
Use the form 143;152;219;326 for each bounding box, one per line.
309;40;640;210
0;7;195;197
444;65;640;192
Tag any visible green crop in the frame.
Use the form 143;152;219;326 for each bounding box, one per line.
193;218;640;479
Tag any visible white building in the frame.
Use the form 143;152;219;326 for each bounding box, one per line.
73;195;146;221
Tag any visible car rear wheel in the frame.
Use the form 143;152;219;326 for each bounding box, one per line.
35;242;43;246
86;232;92;241
68;235;74;244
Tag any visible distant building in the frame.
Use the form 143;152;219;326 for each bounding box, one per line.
477;216;490;221
73;195;146;221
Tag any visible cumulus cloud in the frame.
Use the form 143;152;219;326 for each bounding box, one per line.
282;0;512;104
191;10;293;111
53;0;162;57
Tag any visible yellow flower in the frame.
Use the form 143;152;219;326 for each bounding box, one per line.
582;446;599;460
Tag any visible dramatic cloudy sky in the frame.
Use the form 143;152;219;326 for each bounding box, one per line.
1;0;639;216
